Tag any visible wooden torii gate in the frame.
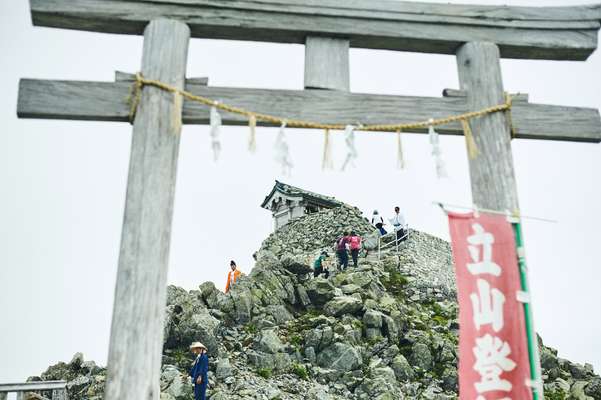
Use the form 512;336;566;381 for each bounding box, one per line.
17;0;601;399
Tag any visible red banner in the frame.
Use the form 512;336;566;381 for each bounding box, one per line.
448;212;532;400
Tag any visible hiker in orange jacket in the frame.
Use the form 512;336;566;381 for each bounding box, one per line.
225;260;242;293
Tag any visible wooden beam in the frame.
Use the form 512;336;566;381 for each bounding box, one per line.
29;0;601;61
304;37;350;91
103;19;190;400
114;71;208;86
457;41;519;211
443;88;529;103
17;79;601;143
0;381;67;392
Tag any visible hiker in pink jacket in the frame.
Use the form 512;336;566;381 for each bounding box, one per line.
348;231;362;268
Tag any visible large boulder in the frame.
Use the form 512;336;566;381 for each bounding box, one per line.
198;281;225;309
305;326;335;352
164;306;220;356
281;255;314;275
215;358;233;380
305;279;339;306
324;296;363;317
317;343;362;373
355;366;403;400
410;342;433;371
391;354;414;380
255;329;285;354
159;365;189;400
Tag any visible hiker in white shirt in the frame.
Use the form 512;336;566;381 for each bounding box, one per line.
390;206;408;244
371;210;387;235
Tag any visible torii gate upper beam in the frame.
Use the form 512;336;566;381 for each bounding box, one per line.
30;0;601;60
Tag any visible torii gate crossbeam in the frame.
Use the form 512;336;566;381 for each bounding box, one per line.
17;1;601;399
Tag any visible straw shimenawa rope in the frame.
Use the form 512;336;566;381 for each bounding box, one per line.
128;72;514;142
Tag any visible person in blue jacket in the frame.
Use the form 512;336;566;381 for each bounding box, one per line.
189;342;209;400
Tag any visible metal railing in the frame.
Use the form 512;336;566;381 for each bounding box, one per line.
377;226;410;261
0;381;68;400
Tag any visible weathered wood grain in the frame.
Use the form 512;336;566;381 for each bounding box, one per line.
0;381;67;392
114;70;208;85
17;79;601;143
304;37;350;91
443;88;528;103
457;41;519;212
29;0;601;60
103;19;190;400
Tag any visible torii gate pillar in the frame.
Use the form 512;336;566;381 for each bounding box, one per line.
104;19;190;400
457;42;519;212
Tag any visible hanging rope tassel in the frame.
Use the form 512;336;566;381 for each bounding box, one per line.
274;121;293;175
461;118;479;159
428;119;448;179
396;129;406;170
171;92;183;134
248;114;257;153
341;125;358;171
322;129;334;170
209;103;222;161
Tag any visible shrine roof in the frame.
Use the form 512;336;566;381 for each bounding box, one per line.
260;180;343;210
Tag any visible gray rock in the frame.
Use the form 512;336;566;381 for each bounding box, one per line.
410;343;433;370
255;329;285;354
304;346;317;364
317;343;362;372
341;284;361;295
571;380;595;400
363;309;383;328
305;326;334;352
391;354;414;380
160;365;187;398
215;358;233;380
571;363;592;380
305;279;338;306
540;347;560;371
281;255;314;275
247;350;291;371
264;304;294;325
199;281;226;309
188;310;220;355
585;376;601;398
441;367;458;392
324;296;363;317
295;284;311;307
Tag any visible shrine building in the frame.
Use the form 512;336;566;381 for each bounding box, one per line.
261;181;342;230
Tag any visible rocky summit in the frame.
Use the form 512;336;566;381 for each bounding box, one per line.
30;206;600;399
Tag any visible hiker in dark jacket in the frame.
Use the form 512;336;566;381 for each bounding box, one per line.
189;342;209;400
335;232;350;271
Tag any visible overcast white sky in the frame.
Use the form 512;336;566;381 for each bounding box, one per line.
0;0;600;385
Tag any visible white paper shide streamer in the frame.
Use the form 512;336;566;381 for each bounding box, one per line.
209;103;222;161
428;119;448;178
396;131;406;170
274;121;293;175
341;125;358;171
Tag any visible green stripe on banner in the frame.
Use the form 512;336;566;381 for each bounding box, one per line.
512;222;544;400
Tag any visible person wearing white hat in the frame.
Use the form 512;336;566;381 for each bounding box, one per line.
189;342;209;400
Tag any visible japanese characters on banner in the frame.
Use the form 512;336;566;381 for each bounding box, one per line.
448;212;532;400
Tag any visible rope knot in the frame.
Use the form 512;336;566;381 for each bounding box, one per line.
127;72;145;124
